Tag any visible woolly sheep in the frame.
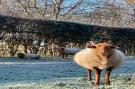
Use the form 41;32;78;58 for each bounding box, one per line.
73;43;126;85
17;53;40;59
59;47;82;58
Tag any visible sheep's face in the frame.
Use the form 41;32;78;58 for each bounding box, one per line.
58;48;65;54
89;43;116;59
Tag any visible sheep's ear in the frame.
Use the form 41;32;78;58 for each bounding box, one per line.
87;45;96;48
58;47;64;51
60;47;64;50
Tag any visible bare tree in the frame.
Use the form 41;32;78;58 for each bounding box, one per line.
0;0;135;27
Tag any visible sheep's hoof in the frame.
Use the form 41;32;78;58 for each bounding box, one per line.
88;78;92;81
95;82;100;86
105;83;110;85
104;82;110;85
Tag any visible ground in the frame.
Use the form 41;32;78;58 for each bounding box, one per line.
0;56;135;89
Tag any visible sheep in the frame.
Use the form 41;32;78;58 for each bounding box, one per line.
17;53;40;59
59;47;82;58
73;43;126;85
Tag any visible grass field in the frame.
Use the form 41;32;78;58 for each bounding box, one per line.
0;57;135;89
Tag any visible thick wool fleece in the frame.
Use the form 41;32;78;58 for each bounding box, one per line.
74;48;126;70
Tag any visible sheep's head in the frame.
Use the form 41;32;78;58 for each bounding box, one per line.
58;47;65;55
88;43;117;60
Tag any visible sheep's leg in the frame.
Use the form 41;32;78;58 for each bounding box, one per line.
93;67;102;85
104;67;113;85
52;51;54;56
62;54;65;58
87;69;92;81
65;54;68;58
44;50;47;56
